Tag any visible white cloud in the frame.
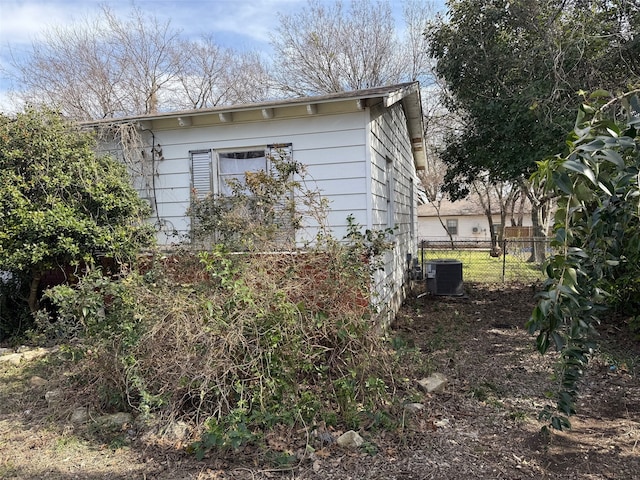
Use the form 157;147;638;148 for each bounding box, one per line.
0;0;310;58
202;0;303;43
0;0;306;112
0;0;97;46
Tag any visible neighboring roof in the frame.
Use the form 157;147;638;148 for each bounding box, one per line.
82;82;426;170
418;197;532;217
419;198;485;217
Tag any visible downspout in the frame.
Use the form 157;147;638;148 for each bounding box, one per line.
363;105;374;230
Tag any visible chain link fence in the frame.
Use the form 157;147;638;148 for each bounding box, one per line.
416;238;553;283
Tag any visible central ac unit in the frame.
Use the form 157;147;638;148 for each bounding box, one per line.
426;259;464;296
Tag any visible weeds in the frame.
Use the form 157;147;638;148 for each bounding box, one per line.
29;154;411;459
36;235;404;458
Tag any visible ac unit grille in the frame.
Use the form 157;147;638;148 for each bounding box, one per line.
426;259;464;296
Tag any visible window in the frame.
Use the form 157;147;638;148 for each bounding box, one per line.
192;144;295;246
218;149;267;195
446;219;458;236
217;145;292;195
191;145;293;198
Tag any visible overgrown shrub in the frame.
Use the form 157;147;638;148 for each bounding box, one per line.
37;154;404;457
0;108;153;338
188;150;329;251
41;237;397;456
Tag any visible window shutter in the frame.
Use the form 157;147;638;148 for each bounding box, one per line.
267;143;292;165
191;150;212;199
266;144;295;245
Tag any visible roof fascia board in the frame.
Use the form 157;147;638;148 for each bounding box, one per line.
383;82;419;108
81;82;421;127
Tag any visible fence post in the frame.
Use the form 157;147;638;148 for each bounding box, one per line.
420;240;425;280
502;238;507;282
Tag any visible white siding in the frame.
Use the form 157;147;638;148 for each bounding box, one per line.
418;214;533;241
97;93;421;324
132;112;369;244
368;103;418;323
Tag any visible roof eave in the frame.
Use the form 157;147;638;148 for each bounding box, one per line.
388;83;426;171
82;81;427;171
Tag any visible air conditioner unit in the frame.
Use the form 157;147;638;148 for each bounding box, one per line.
426;259;464;296
472;227;479;233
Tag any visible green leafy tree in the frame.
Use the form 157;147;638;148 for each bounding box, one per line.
0;108;154;315
527;89;640;430
427;0;639;251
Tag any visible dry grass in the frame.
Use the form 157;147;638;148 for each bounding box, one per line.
60;246;400;454
1;283;638;479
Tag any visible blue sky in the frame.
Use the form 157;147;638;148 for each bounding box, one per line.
0;0;446;112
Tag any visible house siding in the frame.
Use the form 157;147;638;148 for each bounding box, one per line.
368;102;417;323
418;214;533;241
131;112;370;244
89;83;424;324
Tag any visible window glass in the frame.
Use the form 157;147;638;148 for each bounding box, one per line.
446;219;458;235
218;150;266;195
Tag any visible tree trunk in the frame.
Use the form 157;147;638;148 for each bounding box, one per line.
28;270;42;313
528;200;547;264
433;201;455;248
516;192;526;226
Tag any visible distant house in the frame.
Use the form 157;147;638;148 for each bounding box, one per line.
418;197;533;241
84;82;426;321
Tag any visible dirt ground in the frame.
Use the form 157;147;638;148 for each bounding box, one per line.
1;282;638;479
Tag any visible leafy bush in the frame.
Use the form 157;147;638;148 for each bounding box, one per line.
188;150;328;251
0;108;153;336
527;89;640;431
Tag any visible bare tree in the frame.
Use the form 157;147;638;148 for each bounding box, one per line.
102;6;182;115
471;176;520;255
169;38;272;110
171;36;235;110
419;155;454;246
7;5;270;120
270;0;436;96
9;16;128;119
400;0;436;83
418;97;455;247
418;71;467;247
223;51;273;104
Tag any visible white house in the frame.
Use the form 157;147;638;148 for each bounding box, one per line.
418;197;533;242
85;82;426;321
